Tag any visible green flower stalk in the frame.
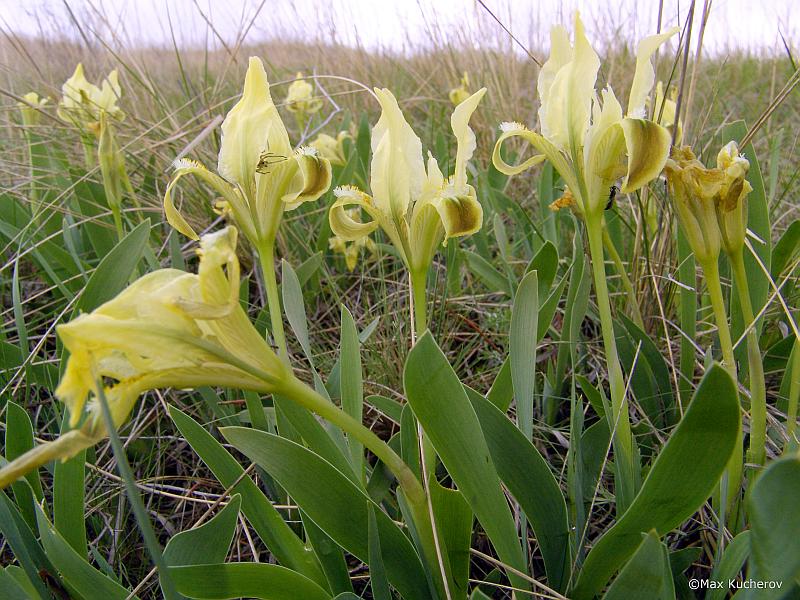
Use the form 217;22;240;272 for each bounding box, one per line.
493;12;677;512
664;144;744;510
329;87;486;335
97;112;135;239
714;141;766;469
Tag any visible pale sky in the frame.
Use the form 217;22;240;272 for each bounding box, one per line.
1;0;796;55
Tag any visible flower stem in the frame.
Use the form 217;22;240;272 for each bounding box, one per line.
700;259;737;380
699;257;743;516
278;374;448;596
586;214;637;513
257;242;288;361
280;375;423;501
729;250;767;468
411;269;428;337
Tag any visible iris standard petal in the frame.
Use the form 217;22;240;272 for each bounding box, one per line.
450;87;486;192
627;27;680;118
217;57;291;197
370;88;425;222
541;12;600;151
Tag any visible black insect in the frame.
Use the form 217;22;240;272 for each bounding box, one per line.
605;185;619;210
256;152;288;174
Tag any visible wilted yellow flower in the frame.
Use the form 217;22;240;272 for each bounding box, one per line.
164;57;332;250
548;187;576;212
17;92;48;127
57;226;289;429
715;141;752;256
449;71;471;105
329;210;378;271
57;63;124;130
652;81;682;143
493;13;678;219
329;87;485;278
664;145;725;264
311;131;351;166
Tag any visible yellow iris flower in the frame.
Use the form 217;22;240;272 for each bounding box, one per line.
57;63;124;130
328;87;485;280
0;227;290;489
164;57;332;250
56;226;289;430
449;71;471;106
492;12;678;220
285;71;323;116
310;130;351;166
18;92;48;127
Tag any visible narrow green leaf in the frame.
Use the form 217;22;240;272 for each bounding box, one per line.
170;563;331;600
281;259;315;367
221;427;431;600
525;241;558;297
296;251;324;286
538;273;568;342
404;333;528;592
164;495;241;566
5;401;43;530
0;490;52;599
11;258;29;383
340;305;364;476
35;501;135;600
463;250;512;295
168;407;326;587
430;480;474;597
53;413;87;556
511;270;538;440
487;357;513;411
365;395;403;424
0;567;33;600
748;456;800;596
572;365;740;599
303;514;353;595
706;531;750;600
771;219;800;279
467;388;570;591
603;531;675;600
368;505;392;600
76;219;150;314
